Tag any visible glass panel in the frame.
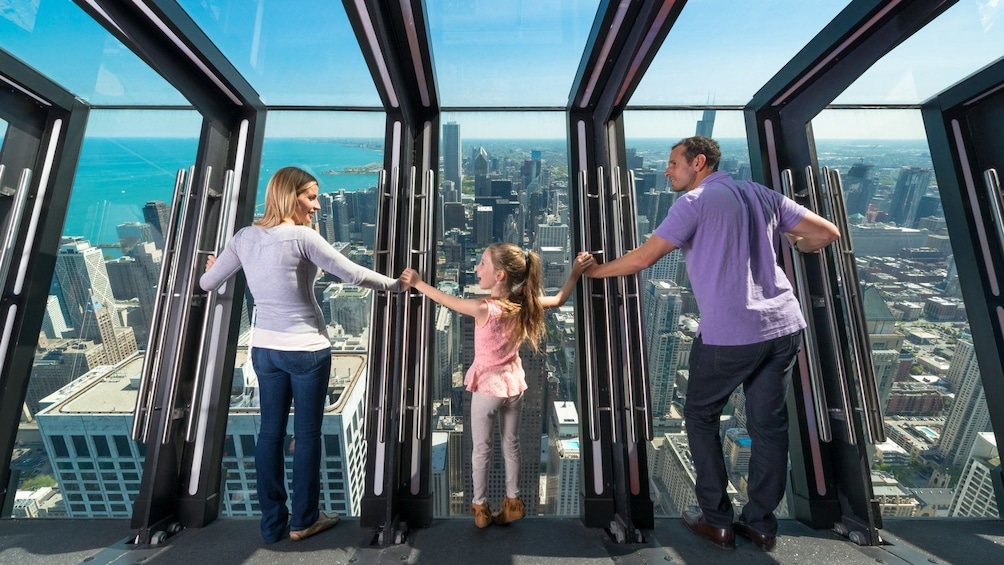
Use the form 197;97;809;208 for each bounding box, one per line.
812;109;993;519
624;110;770;519
14;109;200;519
632;0;848;105
427;2;600;107
221;110;385;519
177;0;380;106
433;111;574;516
0;0;187;105
835;2;1002;104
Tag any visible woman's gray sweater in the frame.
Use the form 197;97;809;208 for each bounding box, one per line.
199;224;402;334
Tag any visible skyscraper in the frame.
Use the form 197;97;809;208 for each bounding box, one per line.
643;280;683;418
695;108;716;137
473;146;490;197
843;162;876;217
54;237;118;341
443;122;462;193
947;432;999;517
535;217;569;251
474;206;494;246
142;200;171;250
939;337;992;467
324;283;373;336
115;221;155;256
888;167;933;228
544;402;581;515
35;349;372;518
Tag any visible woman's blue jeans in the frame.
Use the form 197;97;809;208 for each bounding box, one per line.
251;346;331;542
683;331;801;536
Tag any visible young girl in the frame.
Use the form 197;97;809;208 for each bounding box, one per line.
401;244;594;528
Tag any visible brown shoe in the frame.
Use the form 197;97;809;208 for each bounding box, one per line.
471;502;492;528
289;511;339;541
682;509;735;550
735;520;777;551
492;496;526;525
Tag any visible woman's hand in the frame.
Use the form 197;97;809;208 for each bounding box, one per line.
205;254;216;271
400;268;423;288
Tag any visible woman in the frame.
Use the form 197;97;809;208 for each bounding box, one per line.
201;166;406;543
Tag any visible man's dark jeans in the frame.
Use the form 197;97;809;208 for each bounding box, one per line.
683;331;801;536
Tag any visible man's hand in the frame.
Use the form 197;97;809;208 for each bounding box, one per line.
572;252;596;276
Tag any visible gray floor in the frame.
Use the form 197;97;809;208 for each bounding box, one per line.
1;516;1002;564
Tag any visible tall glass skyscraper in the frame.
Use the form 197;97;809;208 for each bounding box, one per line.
443;121;462;192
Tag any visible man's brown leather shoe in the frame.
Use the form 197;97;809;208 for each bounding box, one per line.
734;521;777;551
682;509;735;550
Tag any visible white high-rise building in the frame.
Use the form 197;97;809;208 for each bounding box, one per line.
552;439;580;516
35;349;371;518
948;432;999;517
324;283;373;336
54;237;118;339
536;217;569;251
939;337;992;466
430;432;450;517
643;280;682;418
545;402;580;516
41;295;71;339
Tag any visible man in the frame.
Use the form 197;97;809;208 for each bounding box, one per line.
581;136;839;551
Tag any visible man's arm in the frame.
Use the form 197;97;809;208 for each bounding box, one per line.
584;235;677;278
785;210;840;253
540;252;595;308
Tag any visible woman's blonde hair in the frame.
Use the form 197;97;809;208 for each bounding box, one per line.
488;243;545;353
254;166;318;228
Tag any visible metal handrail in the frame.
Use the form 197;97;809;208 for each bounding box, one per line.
414;168;436;441
376;166;399;444
132;167;189;442
623;171;652;442
161;167;215;444
398;166;417;440
781;168;832;442
596;166;618;442
0;168;33;292
609;167;636;446
812;166;858;445
365;169;389;446
825;168;885;444
185;169;234;442
984;169;1004;284
577;170;600;441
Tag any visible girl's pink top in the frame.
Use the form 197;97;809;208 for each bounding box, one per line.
465;299;527;398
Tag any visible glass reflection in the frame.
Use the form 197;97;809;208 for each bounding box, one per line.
176;0;380;106
813;109;995;518
0;0;186;105
427;2;599;107
15;110;200;518
632;0;847;105
835;2;1003;104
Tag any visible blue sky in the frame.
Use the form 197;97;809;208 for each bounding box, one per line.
2;0;999;139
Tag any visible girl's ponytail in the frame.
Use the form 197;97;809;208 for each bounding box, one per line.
488;243;546;352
